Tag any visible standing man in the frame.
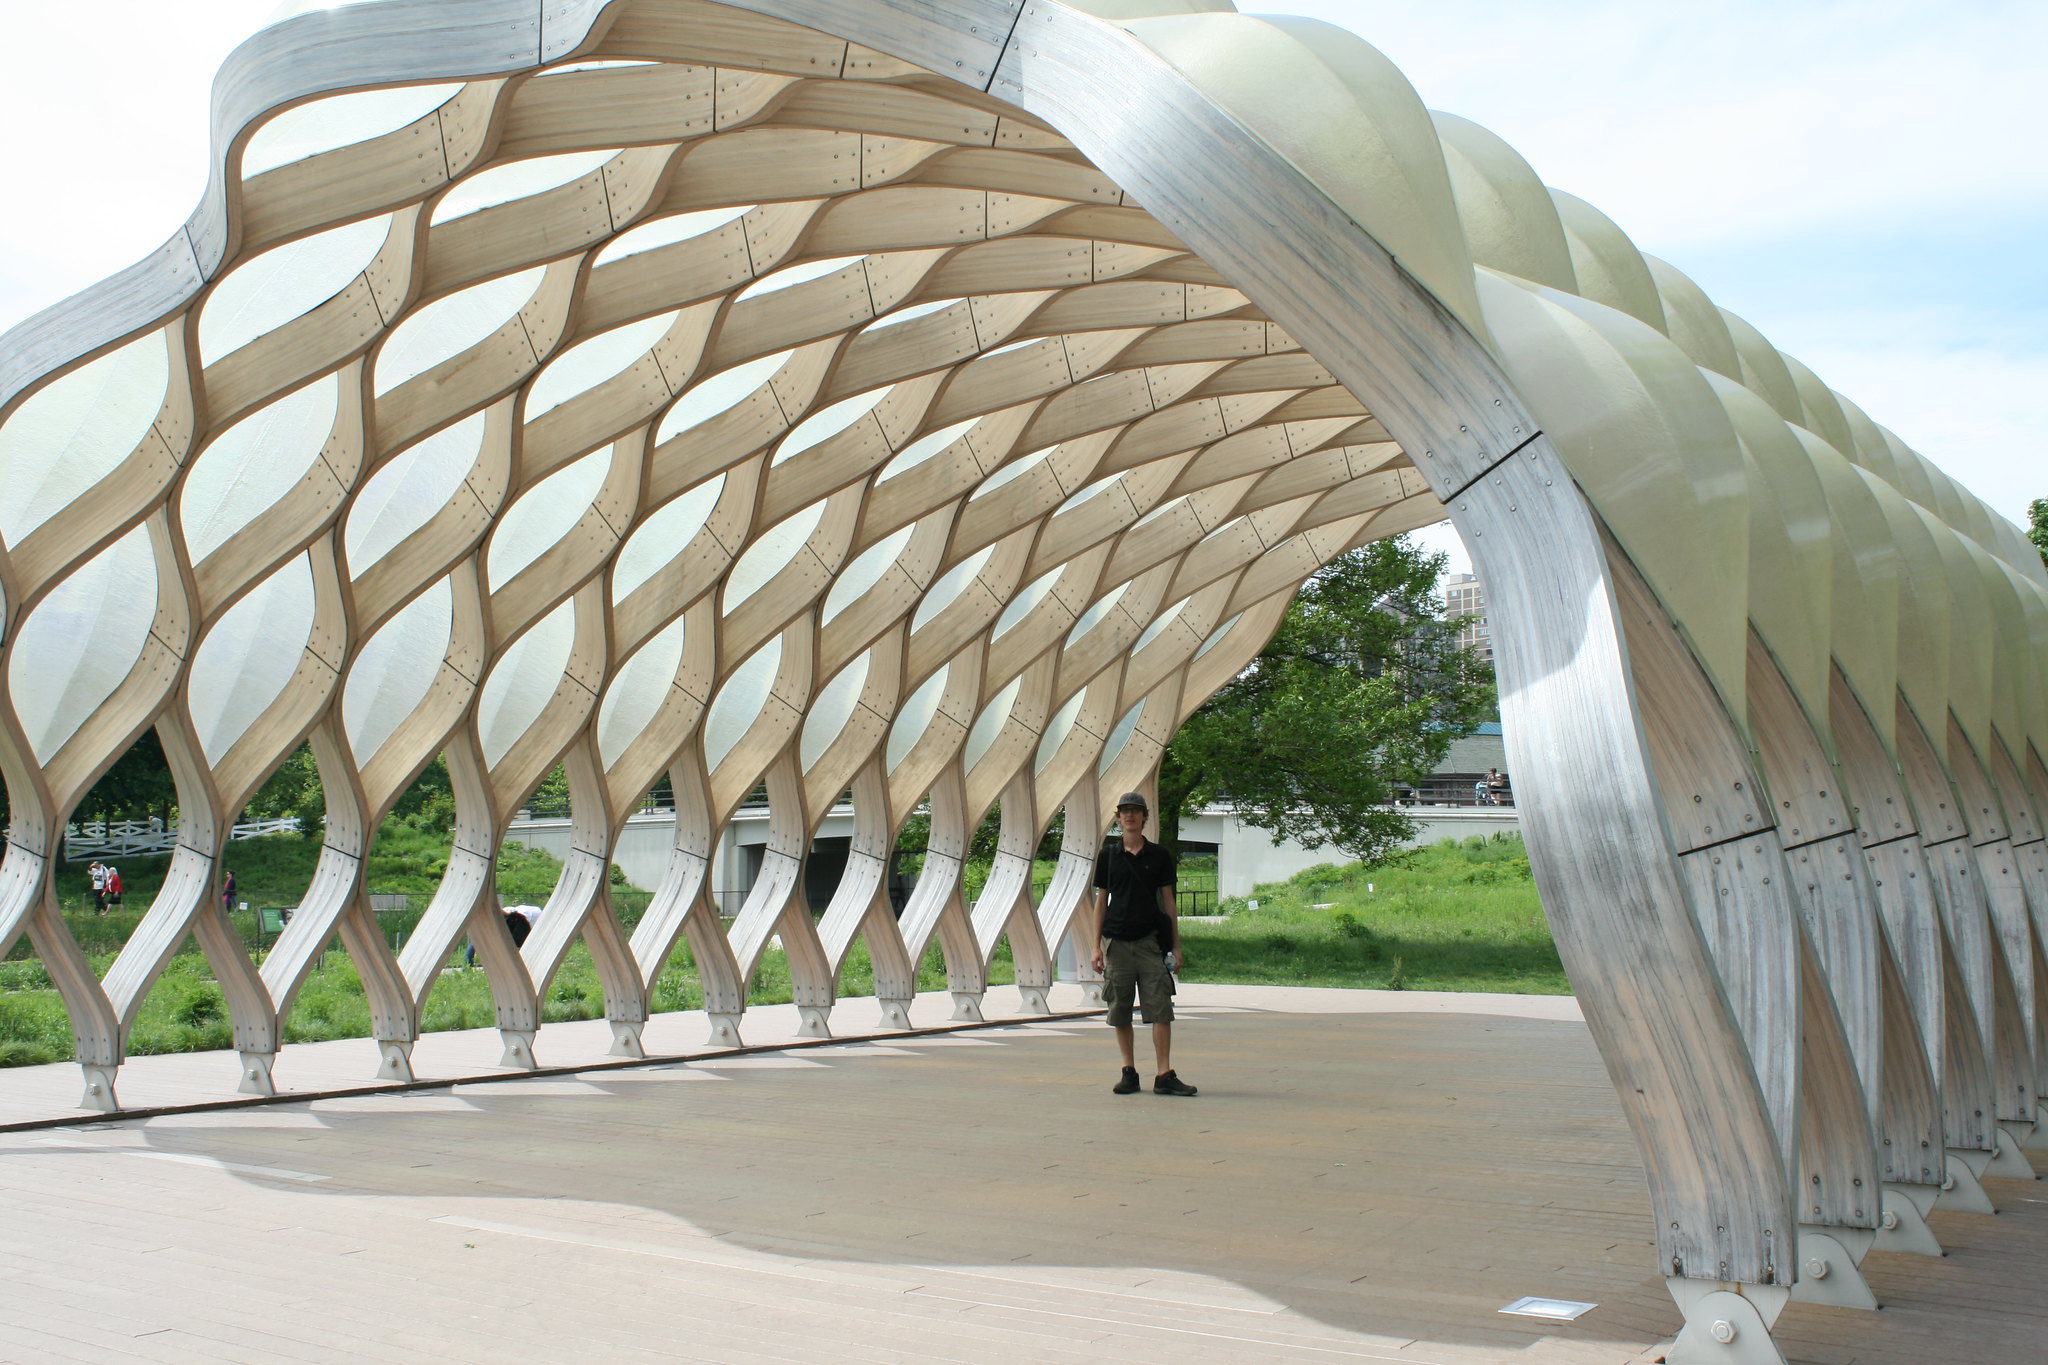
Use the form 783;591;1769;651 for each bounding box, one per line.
89;861;107;914
1087;792;1197;1097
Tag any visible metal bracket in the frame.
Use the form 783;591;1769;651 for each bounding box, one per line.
1017;984;1050;1014
949;990;984;1022
1663;1279;1790;1365
796;1004;832;1038
1790;1225;1877;1310
607;1019;645;1059
236;1050;277;1096
1077;979;1105;1006
1986;1123;2038;1179
77;1063;120;1113
1876;1182;1944;1256
876;997;912;1029
1937;1148;1996;1214
497;1029;537;1070
376;1039;415;1083
706;1013;742;1047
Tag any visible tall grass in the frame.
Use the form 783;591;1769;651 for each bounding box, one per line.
1177;835;1563;994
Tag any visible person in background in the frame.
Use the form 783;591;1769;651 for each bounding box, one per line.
1486;766;1510;806
104;864;123;910
221;869;237;915
89;861;107;914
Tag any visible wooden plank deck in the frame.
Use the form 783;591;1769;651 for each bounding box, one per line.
0;984;2041;1363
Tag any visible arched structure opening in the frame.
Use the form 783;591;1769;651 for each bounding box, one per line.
1;4;2043;1359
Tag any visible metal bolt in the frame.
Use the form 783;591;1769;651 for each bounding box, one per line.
1882;1209;1900;1230
1710;1320;1737;1344
1805;1256;1830;1279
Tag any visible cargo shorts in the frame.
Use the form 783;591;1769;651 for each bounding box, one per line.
1103;935;1175;1026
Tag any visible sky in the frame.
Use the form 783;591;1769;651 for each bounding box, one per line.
0;0;2040;581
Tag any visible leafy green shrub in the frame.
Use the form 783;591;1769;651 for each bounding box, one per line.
0;960;51;991
0;1039;64;1067
173;982;224;1027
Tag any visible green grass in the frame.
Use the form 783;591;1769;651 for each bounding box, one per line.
1177;835;1564;994
0;832;1554;1068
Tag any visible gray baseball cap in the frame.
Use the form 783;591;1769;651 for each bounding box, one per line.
1114;791;1148;812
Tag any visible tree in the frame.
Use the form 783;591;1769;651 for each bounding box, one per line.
1157;537;1494;865
76;729;180;825
240;743;326;834
2029;498;2047;570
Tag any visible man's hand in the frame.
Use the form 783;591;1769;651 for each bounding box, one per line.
1090;948;1105;974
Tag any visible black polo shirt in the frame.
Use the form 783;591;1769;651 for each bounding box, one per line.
1093;837;1177;940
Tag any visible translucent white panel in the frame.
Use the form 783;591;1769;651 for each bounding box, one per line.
525;310;680;418
1193;613;1243;661
1096;700;1145;776
537;59;656;76
477;600;576;767
970;445;1054;501
0;329;168;544
343;412;486;571
8;528;157;763
875;418;975;485
179;374;339;562
911;546;994;631
1065;583;1129;647
488;448;610;587
1198;515;1245;546
885;666;948;772
654;349;792;442
241;83;460;178
1129;496;1182;532
722;499;827;613
1033;691;1085;775
199;215;389;362
374;266;545;395
702;637;781;770
770;386;891;467
188;556;316;763
800;653;871;770
342;579;452;761
1132;596;1190;653
982;337;1037;358
431;150;616;225
737;255;864;299
963;676;1020;772
821;525;913;625
594;206;753;266
993;568;1062;640
611;475;723;602
1056;473;1122;516
597;616;686;767
862;298;959;332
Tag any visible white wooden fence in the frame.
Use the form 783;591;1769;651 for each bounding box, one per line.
63;817;301;863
